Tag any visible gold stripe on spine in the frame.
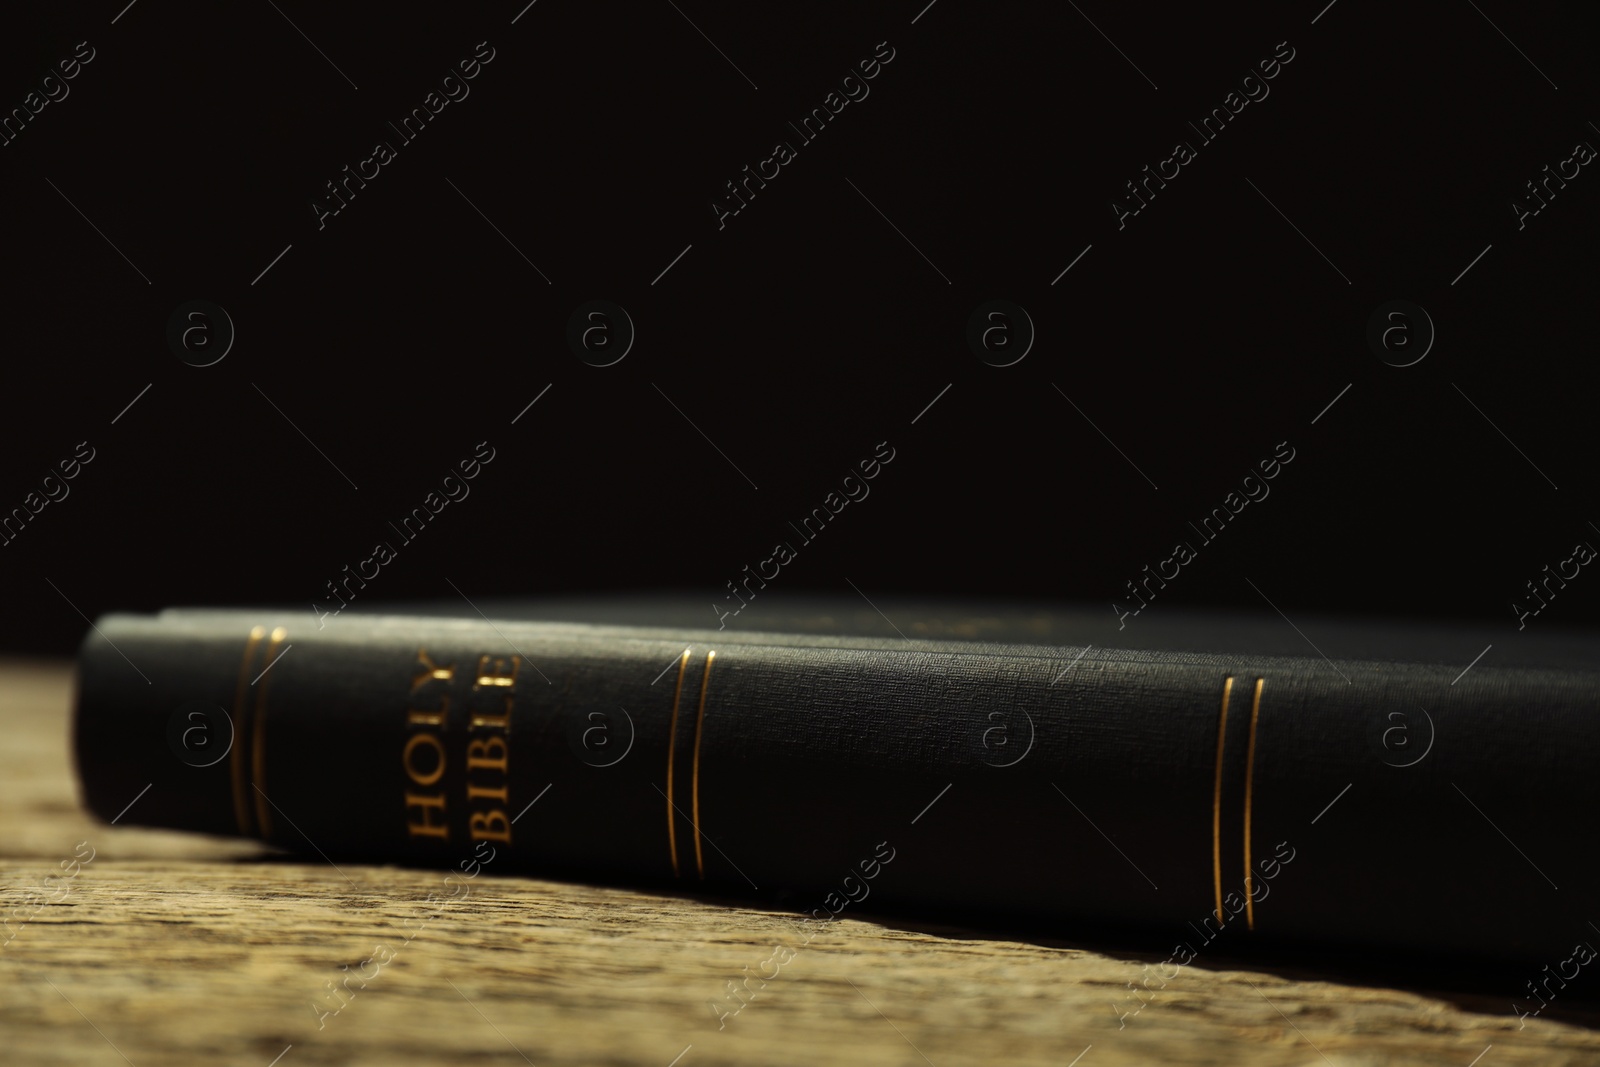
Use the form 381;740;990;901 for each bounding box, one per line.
691;650;716;880
1243;677;1264;931
1211;675;1234;924
664;649;692;878
251;627;287;841
229;626;267;837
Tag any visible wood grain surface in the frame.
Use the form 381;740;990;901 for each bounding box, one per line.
3;658;1598;1067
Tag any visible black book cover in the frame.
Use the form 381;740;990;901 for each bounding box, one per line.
74;597;1600;963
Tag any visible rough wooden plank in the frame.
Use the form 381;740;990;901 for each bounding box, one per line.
3;659;1597;1066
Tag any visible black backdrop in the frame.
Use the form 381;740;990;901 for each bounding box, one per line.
1;1;1596;654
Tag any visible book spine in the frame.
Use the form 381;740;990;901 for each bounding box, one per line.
73;612;1600;960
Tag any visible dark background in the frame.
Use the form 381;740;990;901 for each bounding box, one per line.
1;0;1596;655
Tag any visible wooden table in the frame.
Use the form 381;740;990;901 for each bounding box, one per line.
4;658;1598;1066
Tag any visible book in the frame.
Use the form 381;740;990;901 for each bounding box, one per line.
73;595;1600;963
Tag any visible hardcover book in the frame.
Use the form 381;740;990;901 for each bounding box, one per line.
73;595;1600;962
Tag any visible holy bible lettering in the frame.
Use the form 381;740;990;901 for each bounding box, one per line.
403;647;517;844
